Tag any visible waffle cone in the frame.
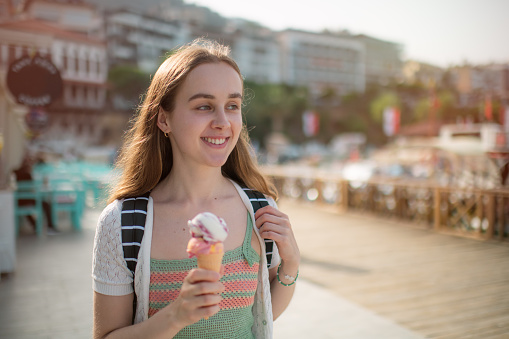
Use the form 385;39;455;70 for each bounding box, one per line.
197;251;224;272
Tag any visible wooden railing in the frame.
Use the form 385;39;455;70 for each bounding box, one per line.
265;169;509;242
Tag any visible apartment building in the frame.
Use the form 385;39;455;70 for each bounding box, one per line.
0;0;108;148
151;2;281;84
102;1;400;97
226;20;281;84
105;9;189;73
352;34;403;85
0;19;107;140
450;64;509;106
278;29;365;97
24;0;102;35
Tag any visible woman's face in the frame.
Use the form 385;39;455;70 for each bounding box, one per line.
162;62;243;169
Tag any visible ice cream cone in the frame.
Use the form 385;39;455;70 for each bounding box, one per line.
197;251;224;272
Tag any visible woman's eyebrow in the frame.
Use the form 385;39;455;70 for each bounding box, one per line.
188;92;243;102
188;93;214;102
229;92;243;99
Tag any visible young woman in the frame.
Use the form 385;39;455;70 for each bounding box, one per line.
92;39;300;338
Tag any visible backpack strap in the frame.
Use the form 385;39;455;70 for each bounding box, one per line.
121;192;150;323
242;187;275;269
121;193;150;275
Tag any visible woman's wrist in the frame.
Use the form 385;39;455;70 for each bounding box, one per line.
162;303;186;335
277;260;300;286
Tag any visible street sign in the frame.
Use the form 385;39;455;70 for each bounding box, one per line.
6;54;63;107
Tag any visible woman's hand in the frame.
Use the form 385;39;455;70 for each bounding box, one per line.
255;205;300;320
167;268;225;329
255;205;300;266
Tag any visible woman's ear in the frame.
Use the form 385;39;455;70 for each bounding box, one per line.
157;107;171;134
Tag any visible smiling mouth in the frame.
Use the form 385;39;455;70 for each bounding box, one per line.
202;137;228;145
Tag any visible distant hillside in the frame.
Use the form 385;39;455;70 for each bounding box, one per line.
86;0;183;12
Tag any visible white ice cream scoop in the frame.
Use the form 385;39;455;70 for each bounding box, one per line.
188;212;229;243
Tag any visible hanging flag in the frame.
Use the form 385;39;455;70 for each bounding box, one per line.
484;95;493;121
302;111;319;137
431;91;441;110
393;107;400;135
383;107;400;137
504;106;509;132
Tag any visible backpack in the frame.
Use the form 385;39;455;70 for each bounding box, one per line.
121;188;274;320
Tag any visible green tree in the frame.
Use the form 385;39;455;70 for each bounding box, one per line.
243;81;309;147
413;90;456;122
414;97;430;121
369;91;400;123
108;65;151;109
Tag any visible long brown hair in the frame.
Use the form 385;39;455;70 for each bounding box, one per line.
109;39;277;203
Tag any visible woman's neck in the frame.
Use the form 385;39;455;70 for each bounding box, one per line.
153;164;231;206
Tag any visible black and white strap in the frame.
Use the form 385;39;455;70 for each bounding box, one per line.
242;187;274;269
121;194;149;275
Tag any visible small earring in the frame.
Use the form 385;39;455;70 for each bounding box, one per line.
164;132;169;138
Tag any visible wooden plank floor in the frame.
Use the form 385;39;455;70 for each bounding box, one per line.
280;199;509;339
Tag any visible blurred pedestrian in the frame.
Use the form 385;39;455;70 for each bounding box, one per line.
92;39;300;338
13;153;58;234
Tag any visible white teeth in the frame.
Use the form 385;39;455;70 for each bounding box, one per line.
205;137;226;145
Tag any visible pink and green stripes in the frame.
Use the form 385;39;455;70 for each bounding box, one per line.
148;250;259;317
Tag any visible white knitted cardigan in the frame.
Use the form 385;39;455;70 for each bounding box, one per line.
92;180;280;338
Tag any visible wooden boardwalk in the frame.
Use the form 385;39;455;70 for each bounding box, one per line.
280;199;509;339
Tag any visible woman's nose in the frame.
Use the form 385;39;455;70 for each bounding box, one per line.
211;109;229;129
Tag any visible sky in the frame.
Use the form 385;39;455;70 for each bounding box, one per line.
191;0;509;68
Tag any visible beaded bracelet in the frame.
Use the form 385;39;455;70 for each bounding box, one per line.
276;262;299;286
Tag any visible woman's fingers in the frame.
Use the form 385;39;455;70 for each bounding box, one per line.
255;206;291;237
254;206;300;264
255;206;290;229
182;269;224;299
171;269;224;326
185;268;221;284
254;205;288;221
179;292;222;313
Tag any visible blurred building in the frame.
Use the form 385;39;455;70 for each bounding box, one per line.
450;64;509;106
104;8;189;73
351;34;403;86
23;0;102;35
152;2;282;84
277;29;365;97
0;0;108;158
0;0;14;21
87;0;174;12
100;0;402;98
227;20;281;84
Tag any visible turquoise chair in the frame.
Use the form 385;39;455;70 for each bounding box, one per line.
82;163;114;207
85;179;109;207
49;179;85;231
14;180;44;236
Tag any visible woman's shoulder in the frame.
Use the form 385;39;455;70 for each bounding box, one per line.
97;199;124;230
229;179;277;208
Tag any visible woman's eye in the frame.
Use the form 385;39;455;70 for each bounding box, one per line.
197;105;211;111
227;103;240;110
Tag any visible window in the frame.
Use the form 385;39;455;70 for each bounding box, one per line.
63;51;68;70
71;85;77;100
8;45;16;64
